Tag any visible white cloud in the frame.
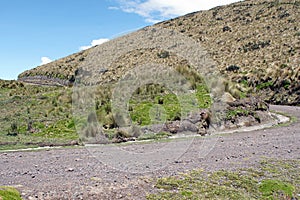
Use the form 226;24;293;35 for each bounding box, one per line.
108;6;120;10
41;57;52;65
116;0;240;23
80;38;110;50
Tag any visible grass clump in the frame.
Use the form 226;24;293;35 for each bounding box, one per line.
256;81;273;90
226;108;250;120
259;179;295;199
0;186;22;200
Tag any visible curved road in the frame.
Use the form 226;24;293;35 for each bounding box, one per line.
0;105;299;199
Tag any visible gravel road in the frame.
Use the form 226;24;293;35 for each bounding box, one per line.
0;105;299;199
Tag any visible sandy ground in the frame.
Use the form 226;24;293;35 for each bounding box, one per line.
0;105;299;199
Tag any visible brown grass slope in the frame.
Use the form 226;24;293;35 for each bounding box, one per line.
18;0;300;105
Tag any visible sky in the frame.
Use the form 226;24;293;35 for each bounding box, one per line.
0;0;240;80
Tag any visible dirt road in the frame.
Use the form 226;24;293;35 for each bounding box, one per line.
0;105;299;199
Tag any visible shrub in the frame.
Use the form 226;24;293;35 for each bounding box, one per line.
7;122;19;136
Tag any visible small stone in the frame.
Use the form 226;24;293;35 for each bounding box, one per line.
70;140;79;145
223;26;231;32
287;150;292;153
67;168;74;172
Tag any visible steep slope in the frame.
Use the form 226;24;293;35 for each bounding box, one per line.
18;0;300;105
156;0;300;105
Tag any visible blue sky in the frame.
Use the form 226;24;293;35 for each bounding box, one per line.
0;0;239;80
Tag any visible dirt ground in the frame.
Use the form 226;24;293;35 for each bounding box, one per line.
0;105;299;199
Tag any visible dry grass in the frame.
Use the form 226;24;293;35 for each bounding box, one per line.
17;0;299;105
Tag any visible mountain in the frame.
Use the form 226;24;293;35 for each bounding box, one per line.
1;0;298;149
18;0;299;105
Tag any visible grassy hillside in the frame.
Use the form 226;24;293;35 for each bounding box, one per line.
0;67;211;148
2;0;298;149
18;0;299;105
0;80;77;150
156;0;299;105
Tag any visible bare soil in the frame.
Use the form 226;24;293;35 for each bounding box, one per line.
0;105;299;200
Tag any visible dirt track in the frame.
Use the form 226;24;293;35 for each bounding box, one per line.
0;105;299;199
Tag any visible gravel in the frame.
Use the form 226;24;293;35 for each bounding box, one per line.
0;105;299;199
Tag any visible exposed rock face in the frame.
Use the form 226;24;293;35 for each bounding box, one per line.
164;120;198;134
224;97;272;129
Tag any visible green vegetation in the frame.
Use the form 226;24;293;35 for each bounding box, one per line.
259;179;294;199
0;144;39;151
129;92;180;126
256;81;273;90
226;108;250;120
0;80;77;150
1;64;213;148
282;80;291;89
128;85;211;126
128;74;211;126
195;85;212;108
147;159;300;200
0;186;22;200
